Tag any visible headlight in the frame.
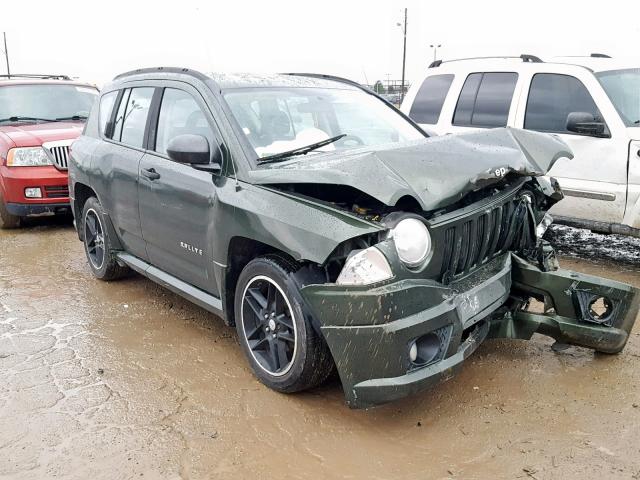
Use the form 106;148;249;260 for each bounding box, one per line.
536;213;553;238
391;218;432;267
6;147;52;167
336;247;393;286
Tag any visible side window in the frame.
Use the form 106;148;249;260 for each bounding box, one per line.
453;72;518;127
154;88;215;156
99;91;118;137
111;89;130;141
120;87;155;148
525;74;603;134
408;74;454;124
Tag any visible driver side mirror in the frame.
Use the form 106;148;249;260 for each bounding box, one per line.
166;134;222;174
566;112;609;138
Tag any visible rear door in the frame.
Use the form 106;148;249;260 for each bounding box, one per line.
514;69;628;223
138;84;221;294
447;71;520;135
92;86;155;260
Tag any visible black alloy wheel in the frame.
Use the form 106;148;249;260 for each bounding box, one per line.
84;208;105;270
81;196;128;281
241;275;297;376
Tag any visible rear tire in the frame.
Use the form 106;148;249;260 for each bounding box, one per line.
81;196;128;281
0;192;20;229
234;255;333;393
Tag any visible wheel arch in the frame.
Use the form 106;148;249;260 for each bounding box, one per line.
73;182;96;240
74;183;123;250
222;236;300;326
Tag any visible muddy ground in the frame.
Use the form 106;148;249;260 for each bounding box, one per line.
1;219;639;480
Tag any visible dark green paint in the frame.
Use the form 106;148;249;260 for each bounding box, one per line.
68;69;639;408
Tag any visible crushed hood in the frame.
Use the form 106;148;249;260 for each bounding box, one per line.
248;128;573;211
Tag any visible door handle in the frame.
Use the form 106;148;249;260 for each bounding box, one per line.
141;168;160;180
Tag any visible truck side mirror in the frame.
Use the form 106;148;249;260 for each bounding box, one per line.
566;112;609;138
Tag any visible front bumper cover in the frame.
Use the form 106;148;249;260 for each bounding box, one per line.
301;254;640;409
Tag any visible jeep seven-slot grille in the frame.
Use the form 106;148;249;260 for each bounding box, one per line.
46;145;70;170
439;197;528;284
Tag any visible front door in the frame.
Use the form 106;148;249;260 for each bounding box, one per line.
138;86;220;294
520;73;628;223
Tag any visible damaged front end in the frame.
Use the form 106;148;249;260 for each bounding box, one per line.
297;174;639;409
248;127;638;408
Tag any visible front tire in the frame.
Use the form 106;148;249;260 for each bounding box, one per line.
81;197;128;280
234;255;333;393
0;192;20;229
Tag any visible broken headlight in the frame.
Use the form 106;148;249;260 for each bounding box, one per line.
391;218;432;268
336;247;393;286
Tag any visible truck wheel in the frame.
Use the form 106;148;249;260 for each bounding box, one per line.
0;193;20;229
235;255;333;393
81;197;128;281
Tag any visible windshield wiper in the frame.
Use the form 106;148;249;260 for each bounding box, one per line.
0;116;57;123
257;134;346;164
55;115;88;121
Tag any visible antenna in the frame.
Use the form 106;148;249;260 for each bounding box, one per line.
2;33;9;78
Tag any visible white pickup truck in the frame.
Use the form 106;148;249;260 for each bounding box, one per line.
401;54;640;237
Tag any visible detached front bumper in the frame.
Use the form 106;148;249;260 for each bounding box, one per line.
301;254;640;409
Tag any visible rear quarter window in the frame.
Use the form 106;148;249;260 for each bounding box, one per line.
98;91;118;137
408;74;454;124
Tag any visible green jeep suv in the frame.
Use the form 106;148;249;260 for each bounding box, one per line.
69;68;639;408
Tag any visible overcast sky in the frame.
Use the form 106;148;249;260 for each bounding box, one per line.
2;0;640;87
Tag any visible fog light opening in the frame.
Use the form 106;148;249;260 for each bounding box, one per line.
409;333;441;366
588;296;613;321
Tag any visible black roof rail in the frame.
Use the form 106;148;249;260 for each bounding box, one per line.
428;54;542;68
591;53;611;58
520;54;543;63
0;74;72;80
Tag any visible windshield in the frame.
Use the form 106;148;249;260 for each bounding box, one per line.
596;69;640;126
223;87;425;161
0;84;98;123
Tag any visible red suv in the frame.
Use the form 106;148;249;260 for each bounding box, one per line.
0;75;98;228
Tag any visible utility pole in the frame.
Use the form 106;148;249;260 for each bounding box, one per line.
2;33;9;78
398;8;408;103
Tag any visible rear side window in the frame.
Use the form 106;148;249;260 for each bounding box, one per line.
154;88;214;156
120;87;155;148
99;91;118;137
453;72;518;127
525;73;602;133
408;74;454;124
111;89;130;141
